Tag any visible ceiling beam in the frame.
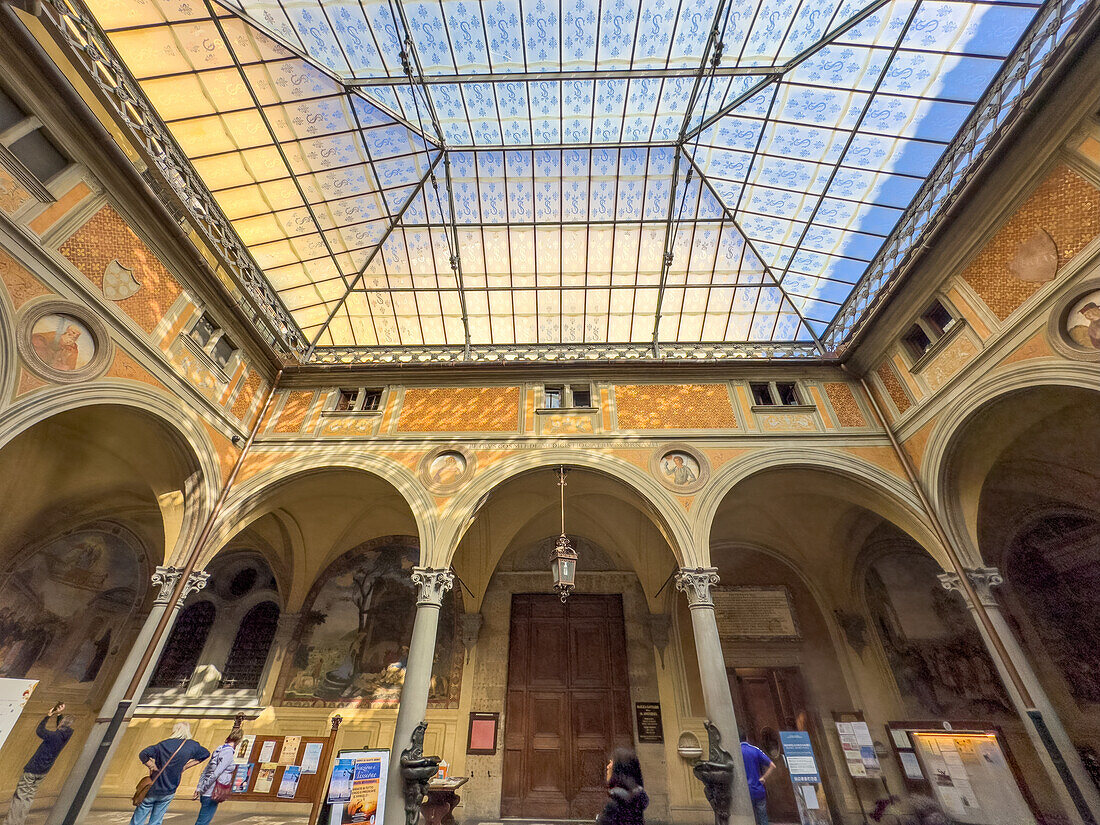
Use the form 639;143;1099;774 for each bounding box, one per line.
347;65;769;87
684;0;893;142
305;152;445;357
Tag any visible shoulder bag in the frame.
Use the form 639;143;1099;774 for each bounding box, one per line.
210;746;235;803
133;739;187;807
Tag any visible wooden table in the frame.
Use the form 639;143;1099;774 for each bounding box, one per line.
421;777;468;825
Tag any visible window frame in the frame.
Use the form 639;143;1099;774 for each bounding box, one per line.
748;380;809;408
183;311;241;376
902;298;962;363
540;382;595;410
327;386;386;413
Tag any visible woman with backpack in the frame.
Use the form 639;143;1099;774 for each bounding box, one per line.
192;725;244;824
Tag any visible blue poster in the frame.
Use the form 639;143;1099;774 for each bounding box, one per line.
779;730;821;784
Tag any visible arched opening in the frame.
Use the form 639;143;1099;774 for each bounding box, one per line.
0;403;204;791
222;601;280;690
942;385;1100;804
708;464;949;823
449;465;680;822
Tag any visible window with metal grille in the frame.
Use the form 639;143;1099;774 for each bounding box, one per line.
220;601;280;690
149;601;215;688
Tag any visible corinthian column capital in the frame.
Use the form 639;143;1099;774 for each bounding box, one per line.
411;567;454;607
938;566;1003;608
675;567;721;608
151;566;183;605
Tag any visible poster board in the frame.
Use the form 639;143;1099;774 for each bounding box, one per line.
887;722;1037;825
779;730;832;825
232;734;334;804
0;679;37;753
832;712;881;779
325;748;389;825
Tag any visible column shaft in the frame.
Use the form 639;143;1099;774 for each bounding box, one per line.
47;568;208;825
383;568;453;825
677;568;756;825
942;570;1100;825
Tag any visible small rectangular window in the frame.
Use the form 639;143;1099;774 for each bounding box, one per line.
0;88;23;132
904;325;933;358
750;382;774;406
571;385;592;407
189;314;216;347
211;335;236;369
923;300;955;336
361;388;383;411
10;130;67;183
776;382;800;406
335;389;358;411
544;386;563;408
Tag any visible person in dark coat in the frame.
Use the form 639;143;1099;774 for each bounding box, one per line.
3;702;74;825
130;721;210;825
596;748;649;825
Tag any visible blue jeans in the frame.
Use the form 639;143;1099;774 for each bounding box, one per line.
129;794;172;825
752;795;770;825
194;795;219;825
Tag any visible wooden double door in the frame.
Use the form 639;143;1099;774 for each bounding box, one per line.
502;594;633;819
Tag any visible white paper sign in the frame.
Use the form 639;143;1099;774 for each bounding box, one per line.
0;679;38;753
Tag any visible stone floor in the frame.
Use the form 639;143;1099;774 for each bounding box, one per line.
26;809;306;824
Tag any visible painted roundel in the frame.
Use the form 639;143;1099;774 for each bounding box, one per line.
650;443;709;495
1047;280;1100;362
17;300;113;384
419;446;476;495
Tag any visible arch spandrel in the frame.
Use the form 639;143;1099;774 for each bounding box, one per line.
434;449;695;571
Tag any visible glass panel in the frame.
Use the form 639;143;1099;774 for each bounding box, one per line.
776;382;799;406
189;314;217;348
0;86;25;132
212;335;236;368
545;386;563;408
924;300;955;336
361;389;383;411
221;601;280;689
9;130;68;183
749;382;773;406
149;601;216;688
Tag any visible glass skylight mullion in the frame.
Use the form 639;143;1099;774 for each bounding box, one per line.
775;0;923;286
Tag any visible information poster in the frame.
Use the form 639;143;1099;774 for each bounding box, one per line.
779;731;832;825
0;679;37;754
301;741;325;774
328;759;356;803
779;731;820;783
280;735;301;765
258;740;276;763
835;721;881;778
254;763;278;794
327;750;388;825
232;763;253;792
234;735;255;764
278;765;302;799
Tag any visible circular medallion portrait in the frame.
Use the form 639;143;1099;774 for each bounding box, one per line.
650;443;709;494
18;300;112;383
419;446;476;495
1048;281;1100;362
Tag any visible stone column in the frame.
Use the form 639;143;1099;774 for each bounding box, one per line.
47;567;210;825
675;568;756;825
383;567;454;825
940;567;1100;825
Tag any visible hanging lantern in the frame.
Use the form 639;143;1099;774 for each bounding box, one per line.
550;466;579;602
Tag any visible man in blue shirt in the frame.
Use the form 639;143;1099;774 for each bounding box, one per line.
741;733;777;825
3;702;74;825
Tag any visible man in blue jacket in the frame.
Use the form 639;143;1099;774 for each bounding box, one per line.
3;702;74;825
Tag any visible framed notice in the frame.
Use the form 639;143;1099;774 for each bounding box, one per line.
467;712;499;755
713;586;800;641
635;703;664;743
327;749;389;825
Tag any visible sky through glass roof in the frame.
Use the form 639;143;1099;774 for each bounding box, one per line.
76;0;1073;359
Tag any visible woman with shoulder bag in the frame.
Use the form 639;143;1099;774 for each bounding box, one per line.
130;722;210;825
193;726;244;825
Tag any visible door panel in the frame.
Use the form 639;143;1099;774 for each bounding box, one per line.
503;594;632;819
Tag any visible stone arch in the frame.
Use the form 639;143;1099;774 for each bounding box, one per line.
0;382;220;568
926;361;1100;564
695;447;942;568
208;457;432;609
0;266;18;403
436;449;694;569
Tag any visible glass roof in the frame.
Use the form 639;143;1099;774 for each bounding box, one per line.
79;0;1065;357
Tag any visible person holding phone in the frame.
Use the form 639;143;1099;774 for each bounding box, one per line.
3;702;74;825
